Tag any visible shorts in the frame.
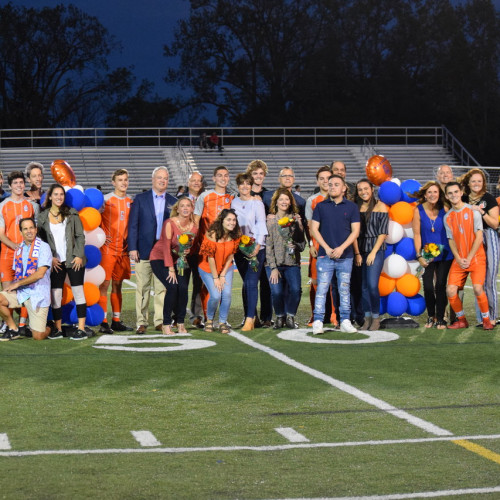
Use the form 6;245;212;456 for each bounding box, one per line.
0;257;15;283
447;260;486;289
0;291;49;332
100;252;131;281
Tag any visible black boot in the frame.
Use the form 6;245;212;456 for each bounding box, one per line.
273;316;285;329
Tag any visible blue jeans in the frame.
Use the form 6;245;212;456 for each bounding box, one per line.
199;267;234;323
314;257;353;323
234;248;266;318
361;249;384;317
265;266;302;317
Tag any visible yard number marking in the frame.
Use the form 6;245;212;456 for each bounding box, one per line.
278;329;399;344
93;335;216;352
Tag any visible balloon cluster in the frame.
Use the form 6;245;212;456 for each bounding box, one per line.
365;163;427;319
50;160;106;327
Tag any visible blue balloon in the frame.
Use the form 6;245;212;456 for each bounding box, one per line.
378;181;402;206
84;244;102;269
86;303;105;326
65;188;86;211
387;291;408;317
84;188;104;210
62;301;76;324
384;243;394;258
400;179;421;203
406;294;426;316
69;305;79;325
47;306;53;321
395;237;416;261
379;295;388;315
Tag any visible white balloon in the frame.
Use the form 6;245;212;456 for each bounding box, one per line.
406;260;420;276
85;265;105;286
386;220;404;244
390;177;401;186
383;254;407;279
85;227;106;248
402;222;414;238
74;184;84;192
63;185;71;192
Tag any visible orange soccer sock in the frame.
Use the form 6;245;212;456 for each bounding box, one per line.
111;293;121;321
476;292;490;318
448;293;464;318
98;295;108;323
19;306;28;327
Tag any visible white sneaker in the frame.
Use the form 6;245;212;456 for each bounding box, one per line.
312;320;324;335
340;319;357;333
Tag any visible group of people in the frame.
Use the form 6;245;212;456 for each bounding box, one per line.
0;158;498;341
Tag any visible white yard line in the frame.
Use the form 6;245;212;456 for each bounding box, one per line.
1;434;499;457
131;431;162;447
275;427;310;443
229;330;453;437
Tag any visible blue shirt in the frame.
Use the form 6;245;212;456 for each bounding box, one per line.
312;197;360;258
14;238;52;309
417;205;452;261
152;192;166;240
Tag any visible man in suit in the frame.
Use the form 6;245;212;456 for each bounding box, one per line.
128;166;177;333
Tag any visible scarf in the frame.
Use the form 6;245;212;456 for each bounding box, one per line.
14;237;42;282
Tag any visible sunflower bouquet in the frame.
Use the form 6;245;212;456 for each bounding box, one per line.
277;215;296;255
175;232;195;276
239;235;259;272
416;242;443;278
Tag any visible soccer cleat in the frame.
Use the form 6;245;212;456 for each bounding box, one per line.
312;320;324;335
340;319;357;333
111;320;133;332
482;317;494;331
447;318;469;329
99;322;114;334
70;329;88;340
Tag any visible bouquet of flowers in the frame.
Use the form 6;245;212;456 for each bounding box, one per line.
416;242;443;278
277;215;296;255
175;232;195;276
239;235;259;272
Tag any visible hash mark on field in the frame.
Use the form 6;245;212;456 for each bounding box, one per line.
275;427;310;443
0;433;11;450
131;431;161;447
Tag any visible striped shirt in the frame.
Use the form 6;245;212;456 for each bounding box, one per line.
358;211;389;253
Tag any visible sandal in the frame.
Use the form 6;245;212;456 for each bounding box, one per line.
177;323;188;334
219;322;231;334
204;320;214;333
425;317;436;328
435;320;447;330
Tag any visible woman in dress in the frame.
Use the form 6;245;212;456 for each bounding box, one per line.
231;173;267;331
198;209;241;334
150;198;198;335
266;188;305;329
412;181;453;329
460;168;499;325
38;184;87;340
353;179;389;331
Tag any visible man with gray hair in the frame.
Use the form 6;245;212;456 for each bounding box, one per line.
435;164;454;192
128;166;177;334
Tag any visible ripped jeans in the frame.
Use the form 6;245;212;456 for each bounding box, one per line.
313;256;353;323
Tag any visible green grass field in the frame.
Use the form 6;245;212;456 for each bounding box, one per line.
1;264;499;499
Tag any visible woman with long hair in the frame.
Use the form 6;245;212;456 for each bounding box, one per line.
150;198;198;335
353;179;389;331
38;183;87;340
266;188;305;329
412;181;453;329
198;209;241;334
460;168;499;325
231;173;267;331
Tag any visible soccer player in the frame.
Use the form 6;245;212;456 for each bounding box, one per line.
443;182;493;330
98;169;134;333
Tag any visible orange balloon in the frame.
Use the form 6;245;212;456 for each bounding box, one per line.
389;201;414;225
396;273;421;297
365;155;392;186
51;159;76;187
83;282;100;307
79;207;101;231
62;283;74;305
379;274;396;297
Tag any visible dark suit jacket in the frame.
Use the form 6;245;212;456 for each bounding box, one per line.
127;189;177;260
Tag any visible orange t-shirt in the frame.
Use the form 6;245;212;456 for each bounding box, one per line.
198;237;239;274
100;192;132;255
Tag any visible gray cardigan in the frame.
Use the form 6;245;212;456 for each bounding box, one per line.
37;207;87;267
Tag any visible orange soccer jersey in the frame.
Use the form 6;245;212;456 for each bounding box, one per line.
100;192;132;255
194;189;234;236
306;193;326;279
0;198;37;281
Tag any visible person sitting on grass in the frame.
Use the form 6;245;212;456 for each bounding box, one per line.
0;217;52;341
198;209;241;334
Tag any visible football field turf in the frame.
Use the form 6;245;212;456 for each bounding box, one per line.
1;269;499;499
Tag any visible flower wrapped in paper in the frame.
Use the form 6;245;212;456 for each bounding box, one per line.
277;216;296;255
416;242;443;278
239;235;259;272
175;232;195;276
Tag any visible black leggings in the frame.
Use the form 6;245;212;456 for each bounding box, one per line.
422;259;452;321
51;262;86;320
